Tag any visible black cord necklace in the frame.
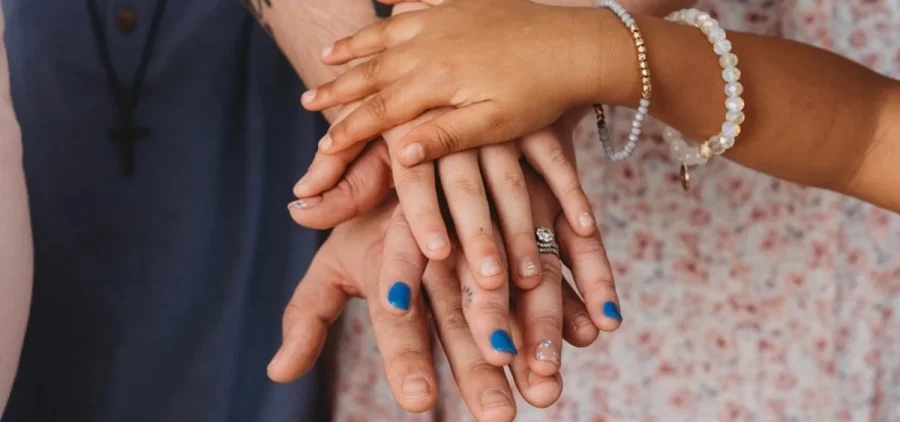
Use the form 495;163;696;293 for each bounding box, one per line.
86;0;169;178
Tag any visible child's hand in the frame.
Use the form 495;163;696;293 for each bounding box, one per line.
303;0;604;167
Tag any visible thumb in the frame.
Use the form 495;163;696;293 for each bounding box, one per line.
288;141;392;229
267;247;350;383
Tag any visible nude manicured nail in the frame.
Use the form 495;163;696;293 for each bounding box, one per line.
520;257;541;278
301;89;316;104
579;212;596;229
288;196;322;210
535;339;561;366
320;45;333;59
401;373;431;398
426;236;448;253
480;257;502;277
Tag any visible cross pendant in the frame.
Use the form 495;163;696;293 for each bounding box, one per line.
109;117;149;178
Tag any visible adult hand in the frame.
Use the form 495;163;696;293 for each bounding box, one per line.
287;120;623;373
268;196;603;420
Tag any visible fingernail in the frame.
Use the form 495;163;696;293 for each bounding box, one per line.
480;388;512;409
519;257;541;278
288;196;323;210
573;311;593;330
301;89;317;104
320;45;333;59
268;340;295;373
426;235;448;253
294;173;310;191
602;301;623;321
479;257;502;277
401;143;425;164
535;339;561;366
579;212;596;229
401;373;431;398
489;329;517;355
267;347;284;372
387;281;411;311
318;134;333;152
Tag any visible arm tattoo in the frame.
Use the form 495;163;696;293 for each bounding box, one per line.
462;285;474;310
239;0;274;35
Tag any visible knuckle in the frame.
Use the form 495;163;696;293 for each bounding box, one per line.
387;252;423;276
540;259;564;286
500;171;525;194
395;168;427;189
483;107;506;132
546;144;571;168
439;304;470;334
361;56;382;81
387;346;429;368
527;312;562;331
510;230;538;253
431;124;460;154
569;237;607;263
450;177;484;198
366;94;389;121
464;360;500;379
472;294;507;317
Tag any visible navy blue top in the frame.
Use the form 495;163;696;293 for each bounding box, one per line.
2;1;326;421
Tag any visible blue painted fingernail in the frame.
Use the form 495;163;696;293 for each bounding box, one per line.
603;301;623;321
387;282;411;311
489;330;517;355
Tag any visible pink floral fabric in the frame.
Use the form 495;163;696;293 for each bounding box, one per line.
331;1;900;421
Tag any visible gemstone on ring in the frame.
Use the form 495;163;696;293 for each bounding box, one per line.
536;227;555;243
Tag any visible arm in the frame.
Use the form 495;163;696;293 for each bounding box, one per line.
0;8;33;416
240;0;379;121
301;0;900;212
590;11;900;210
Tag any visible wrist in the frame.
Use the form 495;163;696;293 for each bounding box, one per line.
570;7;643;108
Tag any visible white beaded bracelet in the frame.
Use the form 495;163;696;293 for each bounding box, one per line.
663;9;745;190
594;0;651;162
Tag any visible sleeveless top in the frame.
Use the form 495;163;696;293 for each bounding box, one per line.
2;1;326;421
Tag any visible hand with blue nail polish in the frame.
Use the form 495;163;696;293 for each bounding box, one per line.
387;281;411;311
490;330;518;355
272;197;604;419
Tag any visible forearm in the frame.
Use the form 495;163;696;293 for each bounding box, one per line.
584;10;899;210
242;0;378;122
0;11;32;415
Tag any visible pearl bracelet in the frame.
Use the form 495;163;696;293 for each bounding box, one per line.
594;0;651;162
663;9;745;190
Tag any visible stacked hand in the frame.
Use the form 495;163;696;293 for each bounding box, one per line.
275;0;694;419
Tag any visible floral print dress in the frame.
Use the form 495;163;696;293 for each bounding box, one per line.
331;0;900;420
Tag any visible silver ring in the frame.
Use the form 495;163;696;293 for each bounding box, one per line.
535;226;559;257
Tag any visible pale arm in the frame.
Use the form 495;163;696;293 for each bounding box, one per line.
0;8;33;417
241;0;379;122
